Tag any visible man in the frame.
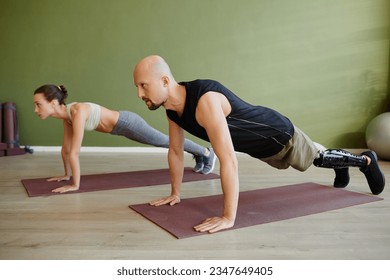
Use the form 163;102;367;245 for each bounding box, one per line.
133;55;385;234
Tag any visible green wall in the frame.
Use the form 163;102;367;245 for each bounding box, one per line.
0;0;389;148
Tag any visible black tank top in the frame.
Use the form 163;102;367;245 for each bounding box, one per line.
166;79;294;158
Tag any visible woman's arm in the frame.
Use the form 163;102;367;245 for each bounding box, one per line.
46;120;72;182
61;120;72;178
51;104;88;193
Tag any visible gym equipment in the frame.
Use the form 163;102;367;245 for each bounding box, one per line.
366;112;390;160
1;102;27;156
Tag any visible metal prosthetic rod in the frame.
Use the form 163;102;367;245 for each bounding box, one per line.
313;149;367;169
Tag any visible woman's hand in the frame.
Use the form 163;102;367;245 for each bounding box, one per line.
149;195;181;206
47;176;71;182
51;184;79;193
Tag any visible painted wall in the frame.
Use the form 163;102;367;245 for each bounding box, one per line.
0;0;389;148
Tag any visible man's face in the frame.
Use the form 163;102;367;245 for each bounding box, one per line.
133;65;166;111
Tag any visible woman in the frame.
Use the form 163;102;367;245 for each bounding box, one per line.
33;84;216;193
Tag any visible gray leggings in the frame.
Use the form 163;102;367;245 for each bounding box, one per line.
110;111;206;156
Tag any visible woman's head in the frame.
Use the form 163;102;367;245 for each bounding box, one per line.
34;84;68;105
33;84;68;119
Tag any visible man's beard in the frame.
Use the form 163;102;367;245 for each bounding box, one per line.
144;99;163;111
148;102;163;111
143;97;164;111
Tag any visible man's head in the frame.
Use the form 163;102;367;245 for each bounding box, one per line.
133;55;174;110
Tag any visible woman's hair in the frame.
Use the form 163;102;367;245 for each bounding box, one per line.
34;84;68;105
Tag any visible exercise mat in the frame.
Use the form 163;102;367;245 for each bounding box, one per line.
0;103;3;143
129;182;383;239
2;102;17;148
1;102;26;156
0;143;6;157
22;167;220;197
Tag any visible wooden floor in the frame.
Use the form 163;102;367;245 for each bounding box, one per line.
0;149;389;260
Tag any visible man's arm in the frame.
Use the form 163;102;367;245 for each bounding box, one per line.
149;117;185;206
194;91;239;233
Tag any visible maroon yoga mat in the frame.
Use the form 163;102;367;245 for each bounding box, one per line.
1;102;26;156
129;182;383;239
0;143;6;157
0;103;3;144
21;167;220;197
0;103;5;156
2;102;17;148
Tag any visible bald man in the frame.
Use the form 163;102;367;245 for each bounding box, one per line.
133;55;385;234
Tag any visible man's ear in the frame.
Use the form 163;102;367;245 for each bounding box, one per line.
161;75;170;87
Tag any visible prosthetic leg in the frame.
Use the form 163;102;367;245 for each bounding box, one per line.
313;149;366;189
313;149;367;169
313;149;385;195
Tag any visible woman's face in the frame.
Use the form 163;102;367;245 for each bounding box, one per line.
33;93;56;120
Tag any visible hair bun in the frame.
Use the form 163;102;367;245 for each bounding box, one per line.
58;85;68;100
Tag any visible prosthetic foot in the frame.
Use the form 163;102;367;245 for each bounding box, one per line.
334;168;350;188
313;149;385;194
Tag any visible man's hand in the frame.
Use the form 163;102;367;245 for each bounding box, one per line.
193;216;235;233
150;195;181;206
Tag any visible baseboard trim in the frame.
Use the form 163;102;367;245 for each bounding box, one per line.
31;146;168;153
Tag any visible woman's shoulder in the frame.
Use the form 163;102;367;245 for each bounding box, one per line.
68;102;94;110
67;102;92;116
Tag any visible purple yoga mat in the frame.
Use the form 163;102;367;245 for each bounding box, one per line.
129;182;383;239
21;167;220;197
0;104;2;143
2;102;17;148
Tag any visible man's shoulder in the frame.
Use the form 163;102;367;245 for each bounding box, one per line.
182;79;225;94
180;79;221;86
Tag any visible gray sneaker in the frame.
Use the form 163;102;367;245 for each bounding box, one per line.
201;148;216;175
192;155;204;173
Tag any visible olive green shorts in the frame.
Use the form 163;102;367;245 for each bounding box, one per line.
261;126;319;171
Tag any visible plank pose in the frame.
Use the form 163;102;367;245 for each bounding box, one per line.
133;55;385;233
33;84;216;193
